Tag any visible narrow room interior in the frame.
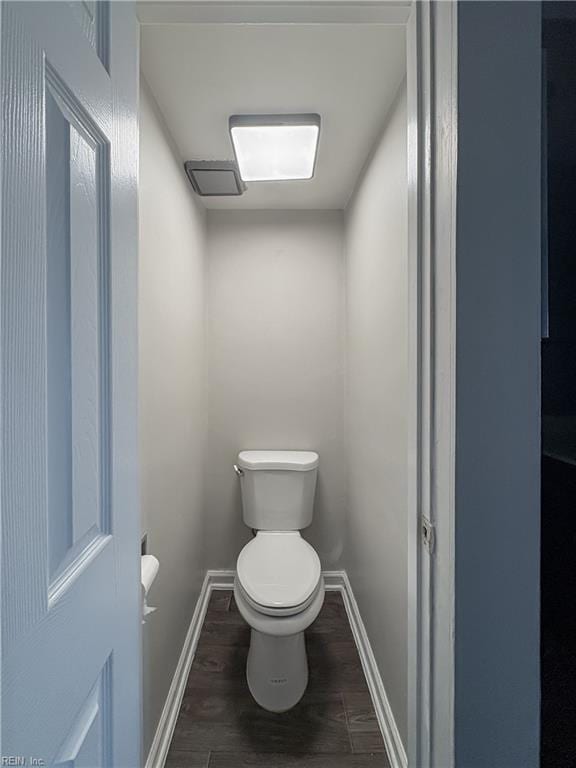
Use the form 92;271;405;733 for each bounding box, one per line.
138;17;409;768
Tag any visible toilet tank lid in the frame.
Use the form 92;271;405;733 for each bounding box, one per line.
238;450;319;471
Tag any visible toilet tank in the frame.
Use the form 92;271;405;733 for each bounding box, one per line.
236;450;319;530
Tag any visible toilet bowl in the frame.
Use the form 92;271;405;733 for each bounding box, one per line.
234;531;324;712
233;450;323;712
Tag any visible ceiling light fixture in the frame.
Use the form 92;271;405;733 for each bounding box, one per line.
229;114;321;182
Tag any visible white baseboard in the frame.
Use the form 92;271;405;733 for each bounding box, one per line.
207;569;235;590
144;570;233;768
146;568;406;768
326;570;408;768
321;569;348;590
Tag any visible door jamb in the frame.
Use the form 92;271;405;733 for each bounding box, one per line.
407;2;457;767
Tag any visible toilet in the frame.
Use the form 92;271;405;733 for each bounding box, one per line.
233;449;324;713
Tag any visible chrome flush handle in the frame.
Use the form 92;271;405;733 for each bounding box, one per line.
233;464;244;478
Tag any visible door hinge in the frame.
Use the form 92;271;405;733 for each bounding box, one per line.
421;516;435;554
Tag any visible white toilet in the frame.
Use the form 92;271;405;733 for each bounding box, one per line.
233;449;324;713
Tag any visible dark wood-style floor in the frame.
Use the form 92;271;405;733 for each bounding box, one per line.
166;590;391;768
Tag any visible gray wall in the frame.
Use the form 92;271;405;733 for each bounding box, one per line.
455;3;541;765
139;80;207;758
205;210;346;568
343;85;409;746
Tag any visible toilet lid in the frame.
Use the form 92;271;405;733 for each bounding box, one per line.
237;532;321;610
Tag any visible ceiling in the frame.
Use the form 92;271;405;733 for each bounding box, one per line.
140;23;406;210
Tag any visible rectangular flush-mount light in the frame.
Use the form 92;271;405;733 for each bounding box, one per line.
229;114;321;182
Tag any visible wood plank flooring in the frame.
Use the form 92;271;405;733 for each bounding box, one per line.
166;590;390;768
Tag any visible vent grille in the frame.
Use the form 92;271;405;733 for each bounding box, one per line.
184;160;246;197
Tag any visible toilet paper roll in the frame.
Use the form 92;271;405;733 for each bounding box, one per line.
141;555;159;623
141;554;159;594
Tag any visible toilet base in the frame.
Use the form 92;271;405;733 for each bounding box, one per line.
246;629;308;712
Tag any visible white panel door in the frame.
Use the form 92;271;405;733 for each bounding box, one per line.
1;2;140;764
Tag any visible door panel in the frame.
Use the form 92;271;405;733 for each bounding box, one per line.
53;657;112;767
1;2;140;764
67;0;109;70
46;69;111;586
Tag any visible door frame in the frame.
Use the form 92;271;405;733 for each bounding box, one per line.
137;1;458;765
406;3;457;767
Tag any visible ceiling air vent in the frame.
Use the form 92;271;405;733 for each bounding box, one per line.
184;160;246;197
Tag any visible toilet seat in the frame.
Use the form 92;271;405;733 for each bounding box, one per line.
237;531;321;616
236;578;322;617
234;575;325;639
